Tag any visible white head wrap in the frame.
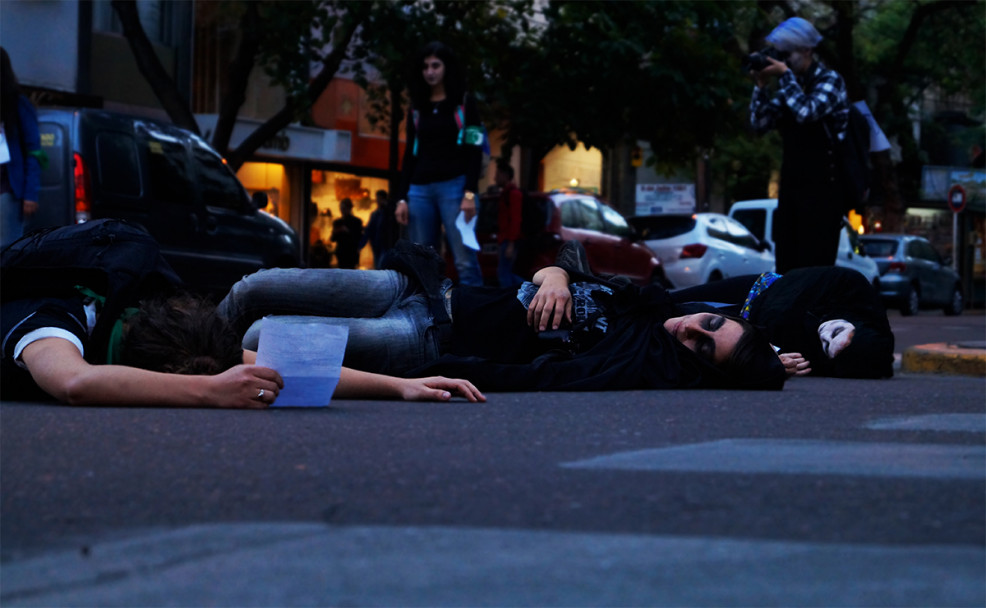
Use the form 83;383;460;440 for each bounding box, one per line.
765;17;823;51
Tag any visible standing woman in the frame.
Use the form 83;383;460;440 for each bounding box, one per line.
0;47;42;248
394;41;484;286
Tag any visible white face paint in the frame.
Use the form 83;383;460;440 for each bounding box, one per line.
818;319;855;359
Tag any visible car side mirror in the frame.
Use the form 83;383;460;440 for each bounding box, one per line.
252;191;268;210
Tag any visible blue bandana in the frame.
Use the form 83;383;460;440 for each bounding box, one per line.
740;272;781;319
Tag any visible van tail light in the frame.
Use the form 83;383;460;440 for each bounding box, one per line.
680;244;708;259
73;152;92;223
888;261;906;273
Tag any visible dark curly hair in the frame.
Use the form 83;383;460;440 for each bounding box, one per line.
120;293;243;375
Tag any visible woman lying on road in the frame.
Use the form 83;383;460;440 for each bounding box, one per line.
1;293;485;407
218;241;788;392
670;266;894;379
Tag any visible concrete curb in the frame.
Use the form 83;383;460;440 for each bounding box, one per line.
901;342;986;377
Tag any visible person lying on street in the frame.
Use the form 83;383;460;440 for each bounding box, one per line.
218;240;789;392
2;293;485;407
669;266;894;379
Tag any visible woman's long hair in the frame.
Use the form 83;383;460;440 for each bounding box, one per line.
408;41;466;109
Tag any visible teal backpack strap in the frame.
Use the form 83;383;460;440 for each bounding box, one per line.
455;104;465;145
412;109;420;156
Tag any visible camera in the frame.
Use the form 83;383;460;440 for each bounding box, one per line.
742;47;790;72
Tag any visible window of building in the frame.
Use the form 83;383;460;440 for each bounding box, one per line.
93;0;178;46
309;170;389;269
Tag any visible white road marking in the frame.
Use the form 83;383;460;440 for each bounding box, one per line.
561;439;985;479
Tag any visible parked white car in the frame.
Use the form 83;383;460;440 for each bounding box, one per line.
728;198;880;286
629;213;775;288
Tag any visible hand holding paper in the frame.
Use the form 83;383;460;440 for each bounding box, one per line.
255;317;348;407
455;210;480;251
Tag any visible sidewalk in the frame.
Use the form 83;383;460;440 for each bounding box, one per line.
901;340;986;377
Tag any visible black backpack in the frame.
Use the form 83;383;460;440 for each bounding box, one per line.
1;219;182;363
828;104;871;214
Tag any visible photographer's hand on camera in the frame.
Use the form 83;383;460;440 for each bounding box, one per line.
751;56;788;87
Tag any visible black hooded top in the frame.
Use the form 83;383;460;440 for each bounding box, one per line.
745;266;894;379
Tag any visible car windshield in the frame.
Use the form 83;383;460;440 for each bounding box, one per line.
628;215;696;239
861;239;898;257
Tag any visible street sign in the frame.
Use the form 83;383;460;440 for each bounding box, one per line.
948;184;967;213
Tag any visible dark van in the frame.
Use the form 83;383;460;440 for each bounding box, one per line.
29;108;301;293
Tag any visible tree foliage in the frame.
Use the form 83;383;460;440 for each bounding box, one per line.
112;0;365;170
115;0;984;218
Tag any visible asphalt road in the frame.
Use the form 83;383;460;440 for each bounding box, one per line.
1;310;984;606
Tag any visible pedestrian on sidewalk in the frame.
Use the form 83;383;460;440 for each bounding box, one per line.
394;41;484;286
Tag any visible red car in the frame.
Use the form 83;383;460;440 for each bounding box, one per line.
471;189;666;286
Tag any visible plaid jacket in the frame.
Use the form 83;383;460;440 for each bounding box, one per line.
750;61;849;139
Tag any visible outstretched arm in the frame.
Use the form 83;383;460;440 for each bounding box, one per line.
22;338;283;408
335;367;486;402
243;351;486;403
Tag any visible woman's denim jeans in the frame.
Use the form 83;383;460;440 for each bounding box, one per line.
407;175;483;286
217;268;440;376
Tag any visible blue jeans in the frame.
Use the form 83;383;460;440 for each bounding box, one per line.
217;268;441;376
1;192;24;249
408;175;483;286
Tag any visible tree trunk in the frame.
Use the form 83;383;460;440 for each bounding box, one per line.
210;2;262;156
110;0;200;134
225;17;361;170
387;80;404;199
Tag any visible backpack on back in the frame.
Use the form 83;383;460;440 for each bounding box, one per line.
830;104;871;214
1;219;182;362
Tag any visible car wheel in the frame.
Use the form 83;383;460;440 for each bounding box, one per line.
900;285;920;316
943;284;964;316
707;270;723;283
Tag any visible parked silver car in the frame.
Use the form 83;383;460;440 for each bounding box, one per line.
629;213;774;288
858;234;963;316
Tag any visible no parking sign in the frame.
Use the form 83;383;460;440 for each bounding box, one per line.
948;184;967;213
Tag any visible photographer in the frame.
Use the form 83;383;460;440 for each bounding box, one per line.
748;17;850;273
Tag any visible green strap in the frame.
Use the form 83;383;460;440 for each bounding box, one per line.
105;308;139;365
74;285;137;364
28;148;49;170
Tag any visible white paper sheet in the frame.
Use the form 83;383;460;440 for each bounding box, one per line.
0;128;10;165
853;100;891;153
255;317;348;407
455;210;480;251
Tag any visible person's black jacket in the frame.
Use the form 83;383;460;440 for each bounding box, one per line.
748;267;894;378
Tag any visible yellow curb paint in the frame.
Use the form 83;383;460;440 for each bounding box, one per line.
902;343;986;377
